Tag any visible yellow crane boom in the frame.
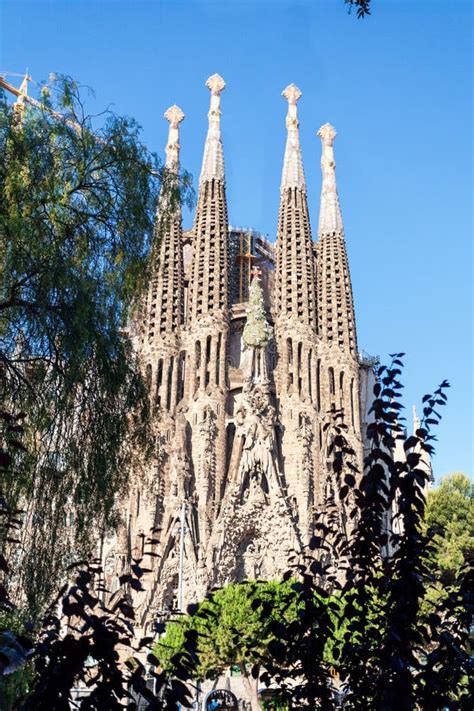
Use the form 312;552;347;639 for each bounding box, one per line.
0;73;83;134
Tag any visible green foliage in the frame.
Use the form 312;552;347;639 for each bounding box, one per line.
425;472;473;582
344;0;371;18
0;661;34;711
0;76;192;616
421;472;473;619
249;362;471;709
155;580;301;680
0;609;34;709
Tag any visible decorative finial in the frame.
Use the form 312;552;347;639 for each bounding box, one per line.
317;122;344;235
199;74;226;183
163;104;184;171
280;83;305;190
164;105;185;128
318;122;337;147
206;73;226;95
282;83;302;105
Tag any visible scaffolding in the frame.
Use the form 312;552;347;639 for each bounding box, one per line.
228;227;275;305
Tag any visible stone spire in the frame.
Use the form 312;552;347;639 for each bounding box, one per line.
188;73;229;324
274;85;318;540
199;73;226;184
274;83;317;330
164;104;185;171
145;105;185;344
316;123;357;355
317;123;344;235
280;83;306;191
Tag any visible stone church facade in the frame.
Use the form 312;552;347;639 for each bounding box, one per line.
103;74;378;634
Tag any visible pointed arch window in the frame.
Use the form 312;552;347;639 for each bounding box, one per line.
308;349;313;401
145;363;152;391
329;367;335;397
156;359;164;407
195;341;201;391
350;378;355;427
297;342;303;395
177;351;186;404
216;334;221;386
316;359;321;411
205;335;212;386
166;358;174;411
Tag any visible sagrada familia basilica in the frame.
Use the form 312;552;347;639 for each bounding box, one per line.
102;74;380;633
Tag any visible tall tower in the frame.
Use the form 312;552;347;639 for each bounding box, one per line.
142;105;186;416
185;74;230;549
105;105;187;629
315;123;362;479
274;84;318;542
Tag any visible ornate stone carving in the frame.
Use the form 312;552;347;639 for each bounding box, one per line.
164;104;185;127
206;73;226;95
317;122;344;236
318;122;336;146
280;83;305;191
200;407;218;464
282;83;302;105
107;76;368;622
242;272;271;350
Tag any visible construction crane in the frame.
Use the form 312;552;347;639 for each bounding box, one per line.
0;71;84;134
0;72;32;105
0;71;160;172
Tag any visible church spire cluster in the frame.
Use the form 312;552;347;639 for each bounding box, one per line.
109;75;370;636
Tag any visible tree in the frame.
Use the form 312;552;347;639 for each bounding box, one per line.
153;361;471;710
0;75;192;616
425;472;473;583
155;580;302;711
0;409;193;709
421;472;473;629
252;358;471;710
344;0;372;18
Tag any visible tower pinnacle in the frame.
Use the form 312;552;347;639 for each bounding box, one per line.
163;105;184;171
200;73;226;184
281;83;305;191
315;123;357;355
189;73;229;322
317;122;343;235
144;105;185;344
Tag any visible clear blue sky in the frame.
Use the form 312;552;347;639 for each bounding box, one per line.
1;0;472;479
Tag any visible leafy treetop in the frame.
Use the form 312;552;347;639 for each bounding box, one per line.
0;74;192;616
